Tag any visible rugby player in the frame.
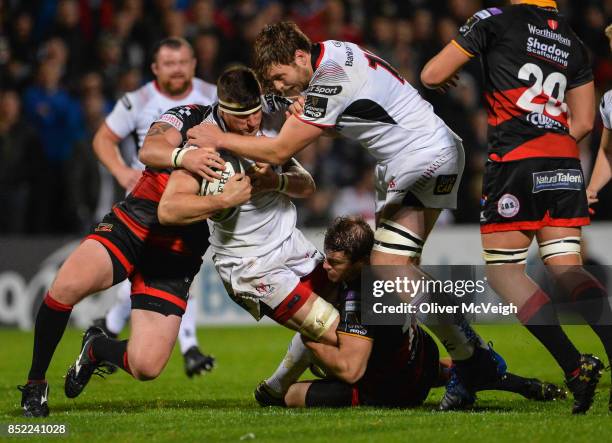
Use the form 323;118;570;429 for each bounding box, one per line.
184;22;508;401
154;66;340;349
91;37;217;377
17;72;248;418
421;0;609;413
257;216;565;408
587;24;612;213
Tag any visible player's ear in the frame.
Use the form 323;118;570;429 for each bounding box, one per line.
151;62;158;77
294;49;308;67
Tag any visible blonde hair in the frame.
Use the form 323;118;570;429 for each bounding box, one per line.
606;24;612;41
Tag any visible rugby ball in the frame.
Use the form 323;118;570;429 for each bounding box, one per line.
199;149;244;222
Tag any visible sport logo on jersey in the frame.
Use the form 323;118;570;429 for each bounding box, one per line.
532;169;583;193
303;95;328;119
459;8;502;35
307;85;343;96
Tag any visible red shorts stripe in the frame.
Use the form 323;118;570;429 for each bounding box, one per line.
44;292;73;312
112;207;149;241
131;273;187;311
481;216;590;234
518;290;551;324
87;234;135;275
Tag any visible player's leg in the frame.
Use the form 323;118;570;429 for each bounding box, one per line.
20;232;126;417
482;372;566;401
99;279;133;337
180;295;215;378
536;226;609;408
286;380;356;408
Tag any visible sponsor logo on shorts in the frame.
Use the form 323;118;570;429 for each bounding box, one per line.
497;194;520;218
532;169;583;193
303;95;328;119
95;223;113;232
434;174;458;195
307;85;343;96
255;282;273;297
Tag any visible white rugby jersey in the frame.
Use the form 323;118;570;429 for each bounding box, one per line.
105;78;217;169
600;89;612;130
206;95;299;257
297;41;456;162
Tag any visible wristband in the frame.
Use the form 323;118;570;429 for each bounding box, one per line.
171;145;198;168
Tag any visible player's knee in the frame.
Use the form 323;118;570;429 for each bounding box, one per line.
49;277;87;305
128;354;165;381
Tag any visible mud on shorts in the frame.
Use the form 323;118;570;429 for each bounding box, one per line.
213;229;328;322
375;135;465;213
480;157;590;234
86;211;202;317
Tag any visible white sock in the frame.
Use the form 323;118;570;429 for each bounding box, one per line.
266;333;313;394
178;295;199;354
105;280;132;335
414;291;488;361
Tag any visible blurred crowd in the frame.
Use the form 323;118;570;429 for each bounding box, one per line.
0;0;611;234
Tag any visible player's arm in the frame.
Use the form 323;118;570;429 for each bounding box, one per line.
421;42;471;90
587;127;612;206
158;169;252;225
566;81;595;143
248;158;315;198
304;332;372;384
139;122;224;181
92;123;142;191
186;116;324;165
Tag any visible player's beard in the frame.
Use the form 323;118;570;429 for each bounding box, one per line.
161;76;191;96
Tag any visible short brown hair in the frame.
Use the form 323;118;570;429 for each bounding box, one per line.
324;216;374;263
217;65;261;108
253;22;312;80
606;24;612;41
152;37;194;62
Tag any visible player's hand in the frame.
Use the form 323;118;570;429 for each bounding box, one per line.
181;147;225;181
115;167;142;192
247;162;279;194
187;123;224;150
222;173;252;207
586;188;598;215
436;74;459;94
285;96;305;119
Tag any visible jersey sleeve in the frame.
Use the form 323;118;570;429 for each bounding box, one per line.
297;59;353;128
336;289;374;340
155;104;212;142
453;7;506;58
600;92;612;130
568;36;593;90
105;93;138;139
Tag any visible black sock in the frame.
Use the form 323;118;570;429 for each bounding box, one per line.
571;281;612;364
518;290;581;376
482;372;533;395
27;293;73;382
90;337;131;374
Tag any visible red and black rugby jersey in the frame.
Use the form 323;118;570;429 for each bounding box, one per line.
453;0;592;161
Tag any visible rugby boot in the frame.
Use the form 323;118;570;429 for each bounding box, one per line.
18;382;49;417
565;354;604;414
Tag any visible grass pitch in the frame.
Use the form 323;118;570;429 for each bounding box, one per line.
1;325;611;442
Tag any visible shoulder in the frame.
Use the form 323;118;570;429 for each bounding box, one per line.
120;82;156;111
460;6;509;35
311;41;352;86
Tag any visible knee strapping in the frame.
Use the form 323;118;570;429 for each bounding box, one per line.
373;219;424;258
